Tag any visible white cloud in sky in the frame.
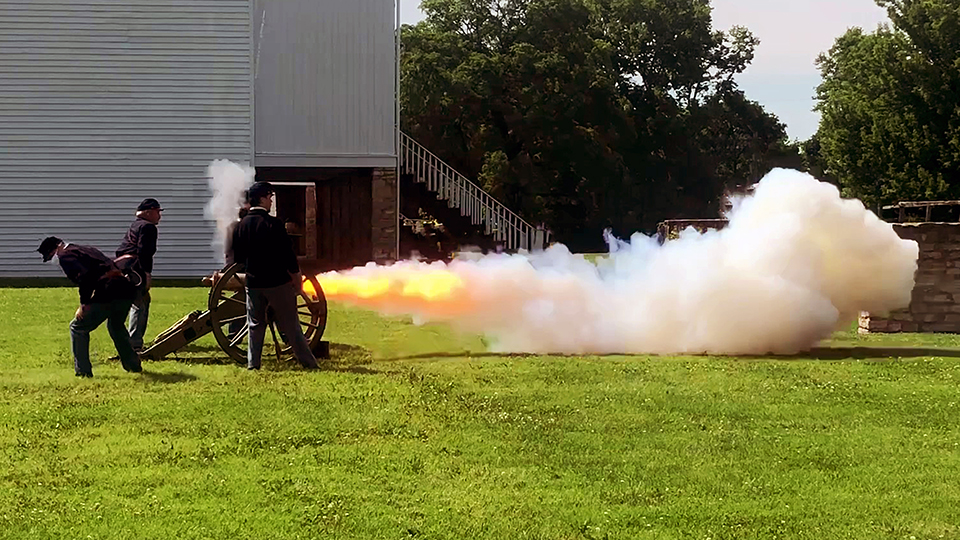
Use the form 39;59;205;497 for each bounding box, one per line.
711;0;889;138
400;0;424;25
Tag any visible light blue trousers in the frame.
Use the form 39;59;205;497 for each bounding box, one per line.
245;283;318;369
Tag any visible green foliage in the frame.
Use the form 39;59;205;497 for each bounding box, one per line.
401;0;794;250
4;288;960;538
814;0;960;212
697;90;798;187
799;132;838;187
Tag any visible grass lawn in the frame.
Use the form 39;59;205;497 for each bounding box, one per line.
2;286;960;539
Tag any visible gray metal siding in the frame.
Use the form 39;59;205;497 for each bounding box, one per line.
0;0;253;278
253;0;396;167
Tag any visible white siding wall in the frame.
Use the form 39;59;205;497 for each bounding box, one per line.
253;0;396;167
0;0;253;278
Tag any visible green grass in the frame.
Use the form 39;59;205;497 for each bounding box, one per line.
2;287;960;539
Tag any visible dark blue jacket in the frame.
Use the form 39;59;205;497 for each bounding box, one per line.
58;244;136;304
116;217;158;273
232;209;300;288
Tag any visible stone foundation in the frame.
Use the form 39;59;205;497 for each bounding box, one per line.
860;222;960;333
371;167;398;263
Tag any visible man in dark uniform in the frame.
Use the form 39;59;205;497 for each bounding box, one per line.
224;197;250;268
115;198;162;351
232;181;318;370
223;197;250;338
37;236;142;377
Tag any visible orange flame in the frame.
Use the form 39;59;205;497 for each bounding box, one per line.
306;267;466;304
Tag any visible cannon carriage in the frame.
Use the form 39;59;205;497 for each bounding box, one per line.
139;263;329;364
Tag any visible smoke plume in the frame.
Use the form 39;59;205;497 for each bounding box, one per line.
318;169;919;355
204;159;255;257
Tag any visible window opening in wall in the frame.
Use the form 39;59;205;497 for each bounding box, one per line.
271;182;316;261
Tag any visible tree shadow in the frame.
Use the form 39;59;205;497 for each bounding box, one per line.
259;363;382;375
177;343;223;354
143;342;236;366
328;342;373;361
252;342;382;375
138;370;199;384
378;345;960;363
790;345;960;360
378;351;542;362
318;342;380;375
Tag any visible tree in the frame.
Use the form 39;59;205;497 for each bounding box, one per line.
799;133;837;186
697;90;793;187
813;0;960;211
401;0;789;249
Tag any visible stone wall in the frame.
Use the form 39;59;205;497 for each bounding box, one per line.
371;167;398;264
860;223;960;333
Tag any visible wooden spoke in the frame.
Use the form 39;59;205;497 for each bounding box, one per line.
269;322;283;363
209;263;251;365
220;295;246;307
229;325;249;347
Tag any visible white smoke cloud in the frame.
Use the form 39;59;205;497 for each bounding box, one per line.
319;169;919;355
204;159;255;258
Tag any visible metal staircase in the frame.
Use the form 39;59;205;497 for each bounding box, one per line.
399;132;549;252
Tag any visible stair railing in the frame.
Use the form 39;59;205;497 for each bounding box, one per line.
399;132;550;252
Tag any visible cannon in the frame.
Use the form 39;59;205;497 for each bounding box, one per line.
139;263;329;364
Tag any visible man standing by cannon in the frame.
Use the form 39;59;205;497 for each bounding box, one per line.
115;198;162;352
223;197;250;338
232;181;319;370
37;236;142;377
224;196;250;268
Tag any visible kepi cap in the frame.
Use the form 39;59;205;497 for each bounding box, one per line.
37;236;62;262
137;198;163;212
246;181;275;203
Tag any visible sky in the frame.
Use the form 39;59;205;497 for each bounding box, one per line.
398;0;891;141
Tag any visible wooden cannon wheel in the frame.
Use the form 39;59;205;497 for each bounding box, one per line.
208;263;328;365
